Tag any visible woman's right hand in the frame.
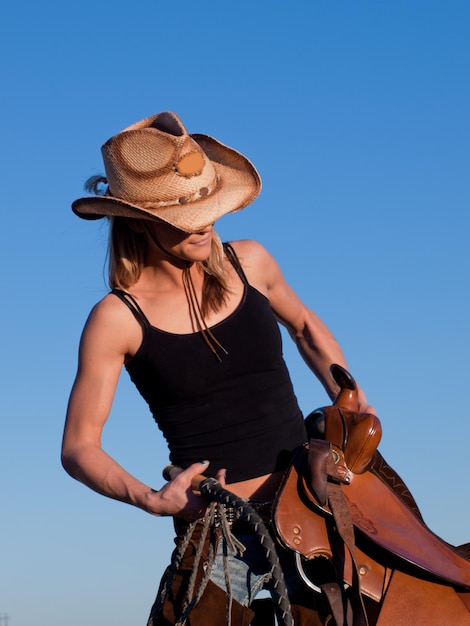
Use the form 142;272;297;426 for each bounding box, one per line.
147;461;225;519
63;297;228;521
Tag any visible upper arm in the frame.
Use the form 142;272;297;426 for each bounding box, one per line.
229;239;307;334
62;296;136;452
228;240;364;403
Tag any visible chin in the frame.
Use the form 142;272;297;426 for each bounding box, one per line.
191;249;212;263
186;240;212;258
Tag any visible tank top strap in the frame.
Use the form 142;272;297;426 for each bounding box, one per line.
223;242;249;285
111;288;150;328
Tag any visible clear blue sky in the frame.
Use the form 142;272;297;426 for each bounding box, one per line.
1;1;469;624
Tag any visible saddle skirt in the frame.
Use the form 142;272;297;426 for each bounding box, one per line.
273;364;470;599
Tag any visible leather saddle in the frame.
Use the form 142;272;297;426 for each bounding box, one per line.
273;364;470;623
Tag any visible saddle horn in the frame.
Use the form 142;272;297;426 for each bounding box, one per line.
305;364;358;439
330;363;359;411
305;364;381;474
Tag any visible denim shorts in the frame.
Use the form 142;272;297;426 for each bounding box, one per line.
208;528;305;607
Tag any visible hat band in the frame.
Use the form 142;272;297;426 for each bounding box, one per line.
113;176;219;211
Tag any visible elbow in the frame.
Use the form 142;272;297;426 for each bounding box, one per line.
60;436;102;484
61;446;77;478
61;439;86;480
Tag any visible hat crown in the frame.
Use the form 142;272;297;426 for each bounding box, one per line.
72;110;261;233
102;112;217;204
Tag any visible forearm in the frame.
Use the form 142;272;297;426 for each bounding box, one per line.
61;442;213;518
61;443;160;514
291;312;348;400
291;312;374;412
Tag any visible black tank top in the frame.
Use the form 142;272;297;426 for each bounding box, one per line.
112;243;307;482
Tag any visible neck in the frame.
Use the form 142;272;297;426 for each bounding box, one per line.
136;259;202;295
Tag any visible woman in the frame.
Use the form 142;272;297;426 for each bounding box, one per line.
62;111;373;625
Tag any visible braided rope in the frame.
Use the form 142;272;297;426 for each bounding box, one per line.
148;478;294;626
174;507;217;626
147;505;218;626
199;477;294;626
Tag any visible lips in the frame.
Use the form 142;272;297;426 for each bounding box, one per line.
191;234;212;246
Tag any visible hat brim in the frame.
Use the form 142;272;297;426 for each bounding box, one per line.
72;134;261;233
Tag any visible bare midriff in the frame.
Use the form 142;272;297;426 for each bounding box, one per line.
226;470;285;500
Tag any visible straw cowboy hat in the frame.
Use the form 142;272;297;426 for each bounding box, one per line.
72;111;261;233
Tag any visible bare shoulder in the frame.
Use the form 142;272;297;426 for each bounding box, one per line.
228;239;272;262
85;292;129;330
228;240;305;328
80;292;141;360
227;239;278;273
228;239;283;291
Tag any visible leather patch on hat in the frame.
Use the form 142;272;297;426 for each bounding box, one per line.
175;152;205;177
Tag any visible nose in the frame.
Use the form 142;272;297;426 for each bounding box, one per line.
197;224;214;235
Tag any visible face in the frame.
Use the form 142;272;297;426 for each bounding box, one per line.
143;219;214;263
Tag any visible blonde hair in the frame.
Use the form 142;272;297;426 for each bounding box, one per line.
108;216;230;317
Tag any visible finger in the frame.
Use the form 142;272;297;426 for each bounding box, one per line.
215;468;227;487
186;461;210;490
163;461;210;490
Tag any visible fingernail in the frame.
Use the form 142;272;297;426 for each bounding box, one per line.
200;460;209;465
